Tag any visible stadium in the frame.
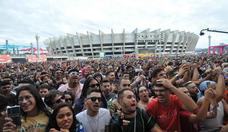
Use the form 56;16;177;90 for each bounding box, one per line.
44;28;199;58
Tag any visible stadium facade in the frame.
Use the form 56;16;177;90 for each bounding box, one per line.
44;28;199;58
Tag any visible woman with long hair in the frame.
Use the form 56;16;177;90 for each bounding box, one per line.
46;103;79;132
3;84;50;132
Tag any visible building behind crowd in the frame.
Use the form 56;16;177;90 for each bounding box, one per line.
44;28;199;58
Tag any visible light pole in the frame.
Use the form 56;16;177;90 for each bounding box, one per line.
199;28;228;55
35;34;40;61
200;28;228;36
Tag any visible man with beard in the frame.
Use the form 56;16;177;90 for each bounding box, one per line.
110;88;162;132
58;69;83;103
76;89;111;132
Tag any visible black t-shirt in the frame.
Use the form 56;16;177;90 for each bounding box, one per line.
109;107;156;132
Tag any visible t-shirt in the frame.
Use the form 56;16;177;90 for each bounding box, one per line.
146;95;183;132
76;108;111;132
58;83;83;101
18;112;48;132
109;107;156;132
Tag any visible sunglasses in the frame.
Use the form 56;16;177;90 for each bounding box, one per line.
55;96;65;104
88;97;102;102
69;72;79;77
122;84;131;87
65;98;72;103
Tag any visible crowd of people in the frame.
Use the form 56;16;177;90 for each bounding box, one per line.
0;54;228;132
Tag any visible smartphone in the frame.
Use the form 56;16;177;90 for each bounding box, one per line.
7;105;21;126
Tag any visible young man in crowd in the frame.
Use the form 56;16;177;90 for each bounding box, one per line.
38;83;50;99
58;69;83;102
110;88;162;132
101;78;116;101
76;89;111;132
0;78;16;106
147;78;199;131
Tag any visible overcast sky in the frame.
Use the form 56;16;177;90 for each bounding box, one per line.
0;0;228;48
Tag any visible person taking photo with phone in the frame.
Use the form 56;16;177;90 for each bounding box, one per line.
3;84;50;132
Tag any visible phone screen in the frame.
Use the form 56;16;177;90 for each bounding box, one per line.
7;106;21;126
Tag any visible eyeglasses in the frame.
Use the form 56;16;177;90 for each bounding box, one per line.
88;97;102;102
18;95;33;103
89;84;100;88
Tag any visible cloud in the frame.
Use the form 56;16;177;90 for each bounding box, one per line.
0;0;228;49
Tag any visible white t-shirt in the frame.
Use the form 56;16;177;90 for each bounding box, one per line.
76;108;111;132
58;83;83;100
198;97;224;132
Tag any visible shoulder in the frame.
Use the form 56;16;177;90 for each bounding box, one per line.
147;98;158;109
99;108;111;117
76;110;86;119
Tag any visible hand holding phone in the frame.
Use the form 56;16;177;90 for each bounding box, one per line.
7;105;21;127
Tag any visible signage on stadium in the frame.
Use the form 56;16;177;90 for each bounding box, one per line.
0;55;12;63
26;55;47;62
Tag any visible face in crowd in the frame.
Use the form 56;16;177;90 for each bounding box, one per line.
101;81;111;95
120;79;131;89
122;73;130;80
107;72;116;82
118;89;137;114
53;94;65;106
89;79;100;89
154;85;170;104
0;83;12;95
85;91;102;113
138;86;149;102
18;90;37;114
68;71;80;84
55;70;63;79
56;106;74;130
156;70;167;80
186;82;199;95
39;88;49;98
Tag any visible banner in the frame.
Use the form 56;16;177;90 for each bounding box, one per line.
27;55;47;62
0;55;11;63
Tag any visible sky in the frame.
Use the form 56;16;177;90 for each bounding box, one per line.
0;0;228;49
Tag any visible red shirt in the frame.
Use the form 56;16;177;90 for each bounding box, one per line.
146;95;183;132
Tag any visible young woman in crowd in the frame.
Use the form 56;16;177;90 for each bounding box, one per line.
3;84;50;132
46;103;80;132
